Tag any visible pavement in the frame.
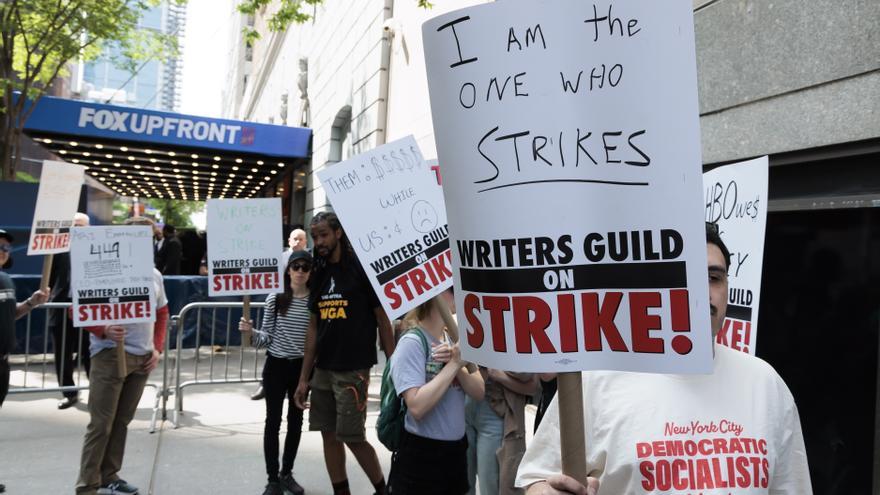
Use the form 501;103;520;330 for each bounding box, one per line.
2;348;539;494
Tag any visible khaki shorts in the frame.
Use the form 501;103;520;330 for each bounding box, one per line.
308;368;370;443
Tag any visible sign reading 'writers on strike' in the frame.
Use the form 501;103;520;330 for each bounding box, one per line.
207;198;283;297
704;157;769;355
423;1;712;373
317;136;451;319
70;226;156;327
28;160;85;255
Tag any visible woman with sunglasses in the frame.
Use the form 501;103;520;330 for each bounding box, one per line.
239;251;313;495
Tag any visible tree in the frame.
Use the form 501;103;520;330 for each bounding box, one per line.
0;0;183;181
148;198;204;228
236;0;432;42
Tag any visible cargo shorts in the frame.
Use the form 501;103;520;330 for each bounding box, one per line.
308;367;370;443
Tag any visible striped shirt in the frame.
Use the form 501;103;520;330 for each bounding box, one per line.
253;293;309;359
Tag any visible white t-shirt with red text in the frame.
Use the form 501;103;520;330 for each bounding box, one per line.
516;344;812;494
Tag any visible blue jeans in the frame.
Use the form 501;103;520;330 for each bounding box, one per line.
465;396;503;495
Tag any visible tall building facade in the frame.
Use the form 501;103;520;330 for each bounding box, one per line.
73;1;186;112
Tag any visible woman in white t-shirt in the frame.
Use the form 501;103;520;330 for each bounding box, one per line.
390;290;485;495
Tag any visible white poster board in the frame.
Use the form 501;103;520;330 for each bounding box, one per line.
423;0;712;373
317;136;451;319
207;198;283;297
704;156;768;355
70;226;156;327
28;160;85;255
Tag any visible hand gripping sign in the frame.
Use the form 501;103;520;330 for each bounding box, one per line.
424;1;709;483
704;156;769;355
317;136;452;320
29;160;85;289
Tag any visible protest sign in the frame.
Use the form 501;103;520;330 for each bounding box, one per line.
28;160;85;255
423;0;711;374
704;156;768;355
317;136;451;319
207;198;283;297
70;226;156;327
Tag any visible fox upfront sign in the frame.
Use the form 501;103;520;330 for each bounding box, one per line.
78;107;245;145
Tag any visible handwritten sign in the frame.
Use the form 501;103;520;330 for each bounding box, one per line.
423;1;711;373
207;198;283;297
704;156;768;355
317;136;451;319
28;160;85;255
70;226;155;326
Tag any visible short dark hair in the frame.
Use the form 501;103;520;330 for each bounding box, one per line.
706;222;731;270
163;224;176;236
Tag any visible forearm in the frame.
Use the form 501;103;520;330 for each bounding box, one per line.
298;317;318;384
405;362;460;419
14;301;32;320
457;366;485;400
375;307;395;358
493;371;539;396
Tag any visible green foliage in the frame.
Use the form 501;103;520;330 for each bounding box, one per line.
236;0;432;41
148;198;205;228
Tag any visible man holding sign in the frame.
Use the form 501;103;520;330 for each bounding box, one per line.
515;226;811;494
73;218;169;495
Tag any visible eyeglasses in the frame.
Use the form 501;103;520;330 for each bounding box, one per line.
290;263;311;273
0;244;11;253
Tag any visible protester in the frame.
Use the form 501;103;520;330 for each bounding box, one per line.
239;251;313;495
0;228;50;494
293;211;395;495
533;374;557;433
389;290;485;494
466;368;538;495
516;223;811;494
155;224;182;275
49;212;91;410
75;217;169;495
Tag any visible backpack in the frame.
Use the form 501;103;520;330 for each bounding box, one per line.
377;328;429;452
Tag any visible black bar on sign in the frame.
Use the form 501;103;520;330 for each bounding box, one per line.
212;266;278;275
376;239;450;285
458;261;688;294
725;304;752;321
78;295;150;305
34;228;69;234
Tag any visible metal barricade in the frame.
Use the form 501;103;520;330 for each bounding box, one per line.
8;302;164;433
162;301;266;428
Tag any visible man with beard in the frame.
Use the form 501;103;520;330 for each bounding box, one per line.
516;223;811;495
294;212;394;495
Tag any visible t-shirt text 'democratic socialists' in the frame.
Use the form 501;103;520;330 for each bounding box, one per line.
459;229;698;357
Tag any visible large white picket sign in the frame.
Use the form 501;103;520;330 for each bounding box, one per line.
28;160;85;255
423;0;712;373
704;156;768;355
70;226;156;327
207;198;283;297
317;136;451;319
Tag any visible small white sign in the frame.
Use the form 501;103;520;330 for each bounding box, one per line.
317;136;451;319
423;0;712;373
28;160;85;255
207;198;283;297
70;226;155;327
704;156;768;355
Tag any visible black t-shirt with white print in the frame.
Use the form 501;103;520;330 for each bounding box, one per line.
309;258;381;371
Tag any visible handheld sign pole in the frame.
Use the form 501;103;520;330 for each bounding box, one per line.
433;295;477;373
242;295;252;347
116;340;126;378
558;373;588;485
40;255;54;292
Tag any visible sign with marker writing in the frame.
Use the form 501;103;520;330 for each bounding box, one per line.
704;156;768;355
207;198;283;297
317;136;451;319
28;160;85;255
423;1;711;373
70;226;155;326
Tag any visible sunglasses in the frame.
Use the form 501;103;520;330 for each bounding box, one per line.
0;244;11;253
290;263;311;273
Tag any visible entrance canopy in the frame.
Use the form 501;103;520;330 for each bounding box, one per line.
23;95;311;201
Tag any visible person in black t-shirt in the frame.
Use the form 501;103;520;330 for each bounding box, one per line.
293;212;394;495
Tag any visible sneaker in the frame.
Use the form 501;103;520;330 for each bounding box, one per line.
58;395;79;409
97;479;138;494
279;473;305;495
251;385;266;401
262;482;283;495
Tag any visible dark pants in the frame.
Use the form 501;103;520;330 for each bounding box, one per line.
263;355;304;482
51;314;90;398
391;429;469;495
0;356;9;407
